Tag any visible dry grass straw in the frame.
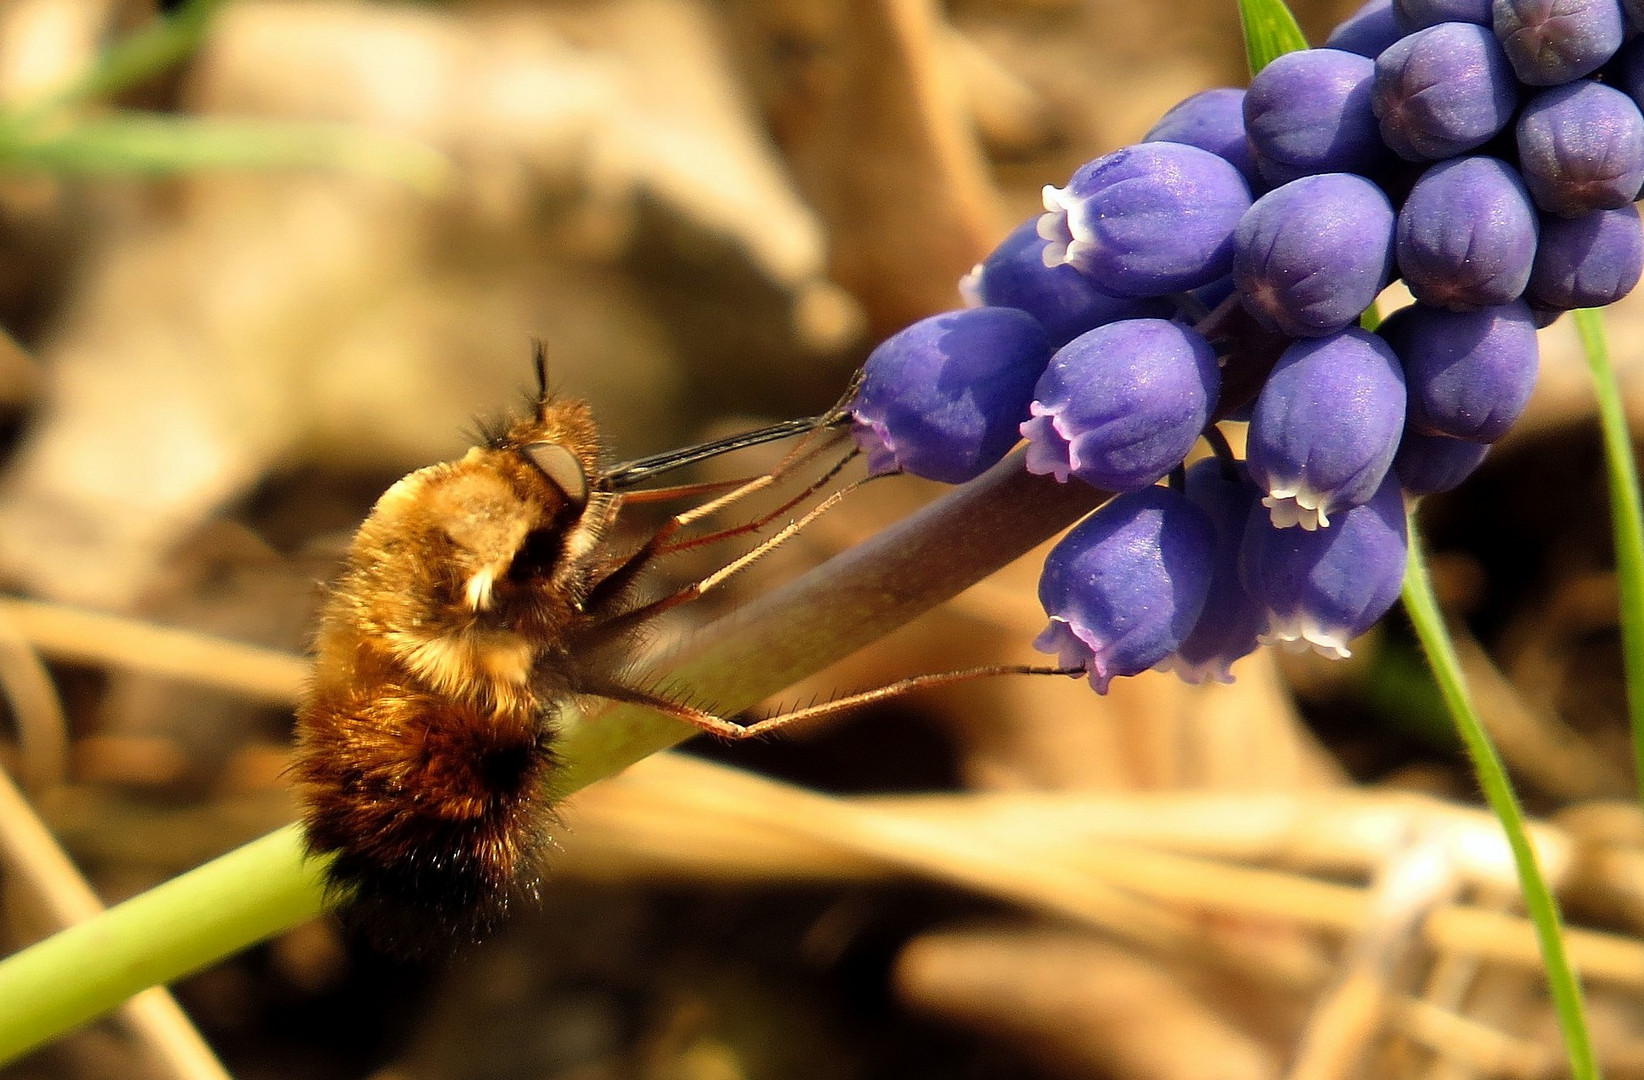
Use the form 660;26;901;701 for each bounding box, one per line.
0;598;305;706
558;753;1644;991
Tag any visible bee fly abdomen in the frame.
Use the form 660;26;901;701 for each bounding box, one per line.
293;679;556;952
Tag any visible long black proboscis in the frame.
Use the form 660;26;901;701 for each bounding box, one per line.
600;414;849;491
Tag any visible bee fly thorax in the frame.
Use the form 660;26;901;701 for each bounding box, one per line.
389;627;537;714
432;456;567;596
334;446;589;714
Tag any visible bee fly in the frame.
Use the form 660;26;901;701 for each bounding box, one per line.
292;348;858;955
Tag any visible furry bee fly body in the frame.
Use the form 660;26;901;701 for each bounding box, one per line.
294;348;861;955
291;343;692;954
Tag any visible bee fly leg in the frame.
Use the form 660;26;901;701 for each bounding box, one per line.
573;471;874;652
651;425;855;543
583;664;1087;740
650;440;859;559
580;430;857;617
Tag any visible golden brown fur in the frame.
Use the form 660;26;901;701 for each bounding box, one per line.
292;392;616;955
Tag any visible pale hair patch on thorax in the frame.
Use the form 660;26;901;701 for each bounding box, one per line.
370;469;438;521
428;460;545;612
389;626;536;713
465;566;498;611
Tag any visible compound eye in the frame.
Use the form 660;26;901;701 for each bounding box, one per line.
523;442;589;506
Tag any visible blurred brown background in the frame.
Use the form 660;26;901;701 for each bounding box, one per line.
4;1;1644;1079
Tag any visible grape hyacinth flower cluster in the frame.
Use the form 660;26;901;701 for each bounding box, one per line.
848;0;1644;692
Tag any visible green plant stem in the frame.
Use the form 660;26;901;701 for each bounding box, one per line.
1573;307;1644;807
1235;0;1309;75
0;452;1108;1065
0;827;324;1061
1402;511;1598;1080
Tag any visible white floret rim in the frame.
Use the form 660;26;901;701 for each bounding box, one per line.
1033;616;1115;692
1020;404;1077;483
1259;615;1352;661
1261;479;1334;531
849;414;903;477
1153;652;1237;685
1038;184;1095;270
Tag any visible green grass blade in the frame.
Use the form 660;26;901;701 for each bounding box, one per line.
1235;0;1309;75
0;113;453;194
1573;307;1644;806
1402;512;1598;1080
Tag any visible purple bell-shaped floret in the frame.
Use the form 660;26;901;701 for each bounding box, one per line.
1146;87;1262;190
1395;156;1538;311
1378;301;1540;443
850;307;1051;484
1240;475;1409;659
1527;205;1644;310
1038;142;1252;297
1021;319;1221;493
959;218;1166;347
1395;428;1493;495
1035;486;1217;693
1373;22;1517;161
1247;329;1408;530
1243;48;1389;186
1156;459;1267;685
1233;172;1396;338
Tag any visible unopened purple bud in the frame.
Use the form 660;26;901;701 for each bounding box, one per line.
1156;460;1267;685
1526;204;1644;309
1517;81;1644;217
1328;0;1404;57
1035;486;1216;693
1395;428;1493;494
1234;173;1396;337
1494;0;1626;85
1396;156;1538;310
1395;0;1494;28
850;307;1050;484
960;219;1165;347
1373;23;1518;160
1039;142;1252;297
1379;301;1540;442
1146;88;1262;190
1245;48;1388;186
1240;475;1409;659
1247;329;1407;530
1021;319;1221;493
